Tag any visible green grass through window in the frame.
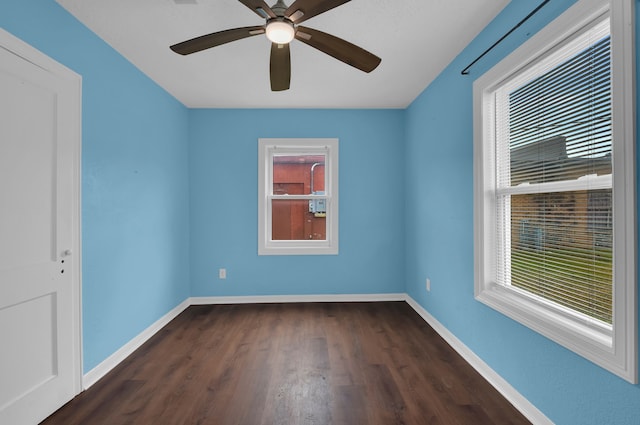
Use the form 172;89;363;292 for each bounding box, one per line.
511;248;612;324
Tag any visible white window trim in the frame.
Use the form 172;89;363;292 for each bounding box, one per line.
258;138;339;255
473;0;637;382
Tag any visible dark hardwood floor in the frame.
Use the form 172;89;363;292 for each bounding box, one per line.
42;302;530;425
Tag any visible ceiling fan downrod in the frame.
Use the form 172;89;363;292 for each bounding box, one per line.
271;0;289;16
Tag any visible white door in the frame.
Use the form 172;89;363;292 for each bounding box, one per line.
0;29;82;425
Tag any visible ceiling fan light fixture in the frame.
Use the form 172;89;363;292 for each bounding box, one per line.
265;19;295;44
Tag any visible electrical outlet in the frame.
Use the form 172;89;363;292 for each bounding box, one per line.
426;278;431;292
219;268;227;279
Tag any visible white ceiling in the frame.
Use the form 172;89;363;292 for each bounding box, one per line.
56;0;509;109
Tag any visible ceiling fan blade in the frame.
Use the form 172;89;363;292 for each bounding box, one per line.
285;0;350;24
170;26;265;55
237;0;277;18
270;43;291;91
295;26;381;73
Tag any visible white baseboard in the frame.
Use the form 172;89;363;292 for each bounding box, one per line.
189;293;406;305
404;296;552;425
82;298;190;389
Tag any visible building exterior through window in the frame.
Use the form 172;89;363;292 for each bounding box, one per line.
272;154;326;241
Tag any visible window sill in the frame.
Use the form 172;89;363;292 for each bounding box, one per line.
258;241;338;256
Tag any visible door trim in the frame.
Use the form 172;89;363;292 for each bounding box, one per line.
0;28;83;395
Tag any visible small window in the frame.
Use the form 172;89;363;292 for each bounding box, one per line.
474;0;636;382
258;138;338;255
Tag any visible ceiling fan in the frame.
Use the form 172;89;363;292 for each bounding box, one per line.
170;0;381;91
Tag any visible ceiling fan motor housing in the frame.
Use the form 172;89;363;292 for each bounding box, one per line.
265;18;295;44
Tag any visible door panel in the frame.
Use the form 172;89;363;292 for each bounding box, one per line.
0;67;56;269
0;293;57;408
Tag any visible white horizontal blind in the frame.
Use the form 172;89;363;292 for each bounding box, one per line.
495;17;613;324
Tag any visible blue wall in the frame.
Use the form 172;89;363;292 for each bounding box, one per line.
0;0;191;372
404;0;640;424
189;109;405;297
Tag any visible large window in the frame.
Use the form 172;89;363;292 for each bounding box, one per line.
474;0;636;382
258;138;338;255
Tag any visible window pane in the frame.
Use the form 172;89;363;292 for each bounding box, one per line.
272;199;327;241
510;189;612;323
503;35;612;187
272;154;325;195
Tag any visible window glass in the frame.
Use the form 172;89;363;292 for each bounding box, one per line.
271;154;327;241
495;24;613;325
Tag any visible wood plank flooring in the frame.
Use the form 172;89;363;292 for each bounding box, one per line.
42;302;531;425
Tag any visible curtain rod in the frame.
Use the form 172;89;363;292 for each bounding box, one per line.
461;0;550;75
